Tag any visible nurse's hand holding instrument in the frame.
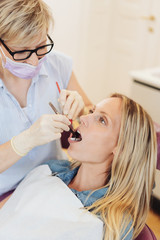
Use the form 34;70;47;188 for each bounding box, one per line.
11;80;84;157
56;82;85;120
49;102;82;141
55;82;82;141
11;113;70;157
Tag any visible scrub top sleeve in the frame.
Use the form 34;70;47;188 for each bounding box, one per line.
54;51;73;89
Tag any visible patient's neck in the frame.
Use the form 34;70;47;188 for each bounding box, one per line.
68;162;110;192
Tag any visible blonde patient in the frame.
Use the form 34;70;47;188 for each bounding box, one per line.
0;94;157;240
66;93;157;239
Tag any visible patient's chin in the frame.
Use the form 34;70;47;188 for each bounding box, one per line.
67;146;77;158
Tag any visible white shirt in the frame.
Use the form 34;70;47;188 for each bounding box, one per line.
0;51;72;195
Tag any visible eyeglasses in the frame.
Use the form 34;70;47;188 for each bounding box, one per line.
0;35;54;61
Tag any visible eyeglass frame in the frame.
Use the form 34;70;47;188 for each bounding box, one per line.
0;34;54;61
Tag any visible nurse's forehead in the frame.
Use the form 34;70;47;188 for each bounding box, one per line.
8;35;47;48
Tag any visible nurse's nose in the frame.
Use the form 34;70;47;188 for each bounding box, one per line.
25;52;39;66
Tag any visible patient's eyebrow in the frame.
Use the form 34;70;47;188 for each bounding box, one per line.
95;108;112;123
100;111;112;121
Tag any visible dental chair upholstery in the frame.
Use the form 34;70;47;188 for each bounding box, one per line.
134;224;157;240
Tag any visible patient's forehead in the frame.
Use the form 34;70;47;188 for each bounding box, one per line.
96;97;122;122
96;97;122;110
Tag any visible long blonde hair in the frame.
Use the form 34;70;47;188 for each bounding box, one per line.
74;93;157;240
0;0;54;44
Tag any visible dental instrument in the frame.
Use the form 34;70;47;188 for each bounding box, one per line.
49;102;82;141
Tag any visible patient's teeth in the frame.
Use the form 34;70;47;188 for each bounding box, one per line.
71;137;76;141
70;129;82;142
75;138;81;141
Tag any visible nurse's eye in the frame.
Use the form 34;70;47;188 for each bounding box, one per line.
89;109;94;114
88;105;96;114
89;107;95;114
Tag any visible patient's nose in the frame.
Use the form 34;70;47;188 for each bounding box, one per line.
80;114;92;127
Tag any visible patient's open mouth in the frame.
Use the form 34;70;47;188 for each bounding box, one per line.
70;129;82;142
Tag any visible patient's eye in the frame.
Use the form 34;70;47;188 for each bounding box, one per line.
99;116;106;125
95;115;107;126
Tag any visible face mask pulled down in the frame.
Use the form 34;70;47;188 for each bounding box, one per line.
0;47;45;79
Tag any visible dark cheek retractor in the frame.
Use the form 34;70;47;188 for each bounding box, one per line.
70;125;82;142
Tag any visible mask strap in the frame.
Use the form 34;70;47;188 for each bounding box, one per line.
0;46;6;57
0;46;6;68
0;47;2;59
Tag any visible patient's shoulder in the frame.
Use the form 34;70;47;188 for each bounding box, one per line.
43;160;71;174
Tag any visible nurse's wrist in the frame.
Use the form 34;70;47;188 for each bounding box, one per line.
10;131;33;157
11;137;27;157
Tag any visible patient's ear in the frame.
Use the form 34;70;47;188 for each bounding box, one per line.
112;146;117;156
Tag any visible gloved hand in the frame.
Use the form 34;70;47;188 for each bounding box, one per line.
11;114;70;156
59;89;85;120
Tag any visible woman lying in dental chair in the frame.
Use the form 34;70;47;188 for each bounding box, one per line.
0;93;157;240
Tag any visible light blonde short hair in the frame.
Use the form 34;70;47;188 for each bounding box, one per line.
0;0;54;44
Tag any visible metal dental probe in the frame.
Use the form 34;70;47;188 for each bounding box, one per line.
49;102;76;135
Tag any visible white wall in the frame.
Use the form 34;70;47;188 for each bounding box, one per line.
44;0;160;106
44;0;112;103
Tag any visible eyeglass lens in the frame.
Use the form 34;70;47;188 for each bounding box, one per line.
13;44;52;60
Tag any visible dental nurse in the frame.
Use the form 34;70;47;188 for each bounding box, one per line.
0;0;92;197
